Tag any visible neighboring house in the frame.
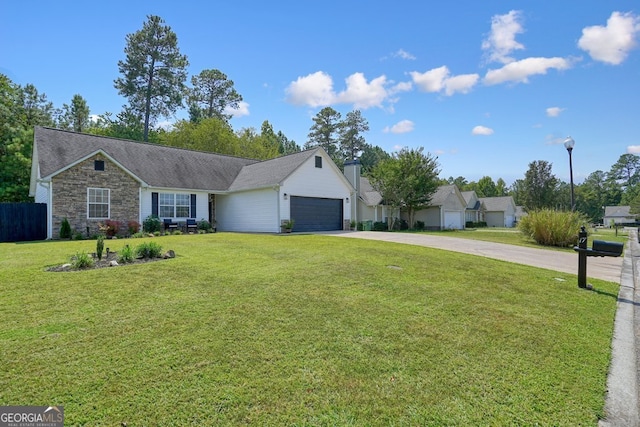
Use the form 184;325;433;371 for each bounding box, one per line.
603;206;635;226
461;191;481;224
343;160;385;224
514;206;527;224
29;127;353;239
407;185;467;230
479;196;517;227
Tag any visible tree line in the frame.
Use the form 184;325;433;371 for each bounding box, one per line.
1;14;637;225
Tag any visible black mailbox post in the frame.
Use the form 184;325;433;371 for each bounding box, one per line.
573;226;623;288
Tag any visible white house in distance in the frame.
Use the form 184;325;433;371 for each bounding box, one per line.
603;206;635;226
479;196;517;227
462;191;481;224
406;184;467;230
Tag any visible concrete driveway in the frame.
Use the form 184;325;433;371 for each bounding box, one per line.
329;231;623;283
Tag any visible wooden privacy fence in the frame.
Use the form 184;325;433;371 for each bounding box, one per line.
0;203;47;242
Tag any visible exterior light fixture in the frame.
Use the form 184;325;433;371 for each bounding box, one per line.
563;136;575;211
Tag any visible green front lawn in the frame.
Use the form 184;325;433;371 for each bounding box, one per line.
0;233;619;425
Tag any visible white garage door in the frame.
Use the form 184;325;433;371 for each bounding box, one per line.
444;211;463;229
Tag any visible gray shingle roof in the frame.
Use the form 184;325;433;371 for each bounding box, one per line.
479;196;515;212
430;185;459;206
604;206;632;217
33;127;320;192
461;191;480;209
359;177;383;206
227;150;318;191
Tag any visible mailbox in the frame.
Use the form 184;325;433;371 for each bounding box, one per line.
591;240;624;257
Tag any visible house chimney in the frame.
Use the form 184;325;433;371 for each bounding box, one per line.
343;159;361;195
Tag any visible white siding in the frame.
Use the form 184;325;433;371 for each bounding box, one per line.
444;211;463;229
216;188;279;232
485;212;504;227
140;188;210;223
280;153;352;223
36;182;52;239
412;207;441;229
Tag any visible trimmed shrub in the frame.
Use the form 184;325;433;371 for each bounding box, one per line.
135;241;163;259
143;215;162;233
99;220;120;237
96;236;105;260
373;221;387;231
415;220;425;231
60;218;72;239
118;244;135;263
72;251;94;269
197;219;213;232
518;209;588;247
128;220;140;235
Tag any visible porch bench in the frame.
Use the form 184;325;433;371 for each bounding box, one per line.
186;218;198;233
163;218;178;232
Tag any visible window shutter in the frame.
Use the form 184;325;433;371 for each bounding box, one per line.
152;192;158;216
190;194;196;218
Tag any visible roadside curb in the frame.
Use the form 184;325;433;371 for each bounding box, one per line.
599;229;640;427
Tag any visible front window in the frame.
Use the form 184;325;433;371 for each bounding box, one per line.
159;193;175;217
176;194;190;218
159;193;190;218
88;188;109;219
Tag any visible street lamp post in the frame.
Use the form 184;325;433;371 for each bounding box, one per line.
564;136;575;211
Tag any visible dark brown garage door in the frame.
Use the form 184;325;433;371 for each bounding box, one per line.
290;196;343;232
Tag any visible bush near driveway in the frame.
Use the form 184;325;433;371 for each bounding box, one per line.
518;209;588;247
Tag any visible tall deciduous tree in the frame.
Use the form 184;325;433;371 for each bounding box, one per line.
305;107;341;162
476;176;497;197
0;75;45;202
370;147;440;229
188;69;242;123
59;94;90;132
114;15;188;142
359;144;391;174
339;110;369;163
276;131;300;155
521;160;559;211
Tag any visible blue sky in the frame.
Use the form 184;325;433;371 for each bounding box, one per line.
2;1;639;185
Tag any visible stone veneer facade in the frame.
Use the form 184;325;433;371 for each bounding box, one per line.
51;154;140;239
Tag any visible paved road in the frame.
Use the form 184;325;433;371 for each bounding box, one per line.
330;231;623;283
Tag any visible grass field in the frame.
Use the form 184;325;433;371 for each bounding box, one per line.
0;233;620;425
424;226;630;249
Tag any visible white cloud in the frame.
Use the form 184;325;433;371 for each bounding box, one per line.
546;107;564;117
410;66;479;96
578;12;640;65
393;49;416;60
285;71;335;107
389;81;413;94
225;101;250;118
285;71;393;109
335;73;388;109
482;10;525;64
628;145;640;154
472;125;494;135
483;57;571;85
383;120;415;134
444;73;480;95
